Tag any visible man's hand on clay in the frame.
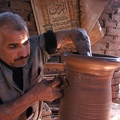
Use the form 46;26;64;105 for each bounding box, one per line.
30;78;63;102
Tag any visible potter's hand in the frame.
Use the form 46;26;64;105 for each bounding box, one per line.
54;74;69;99
55;28;92;56
57;73;68;90
70;28;92;56
30;78;63;102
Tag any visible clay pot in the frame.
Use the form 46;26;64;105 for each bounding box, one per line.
58;52;120;120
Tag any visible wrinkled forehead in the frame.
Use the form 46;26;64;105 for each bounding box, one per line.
0;28;29;45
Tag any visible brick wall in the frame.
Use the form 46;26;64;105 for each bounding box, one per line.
0;0;120;103
0;0;38;36
92;0;120;103
0;0;119;57
92;0;120;57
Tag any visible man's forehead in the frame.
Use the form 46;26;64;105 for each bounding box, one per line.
21;35;29;43
0;29;29;44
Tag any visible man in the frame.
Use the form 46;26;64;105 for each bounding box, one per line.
0;12;91;120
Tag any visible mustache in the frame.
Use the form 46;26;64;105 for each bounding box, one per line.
14;54;29;61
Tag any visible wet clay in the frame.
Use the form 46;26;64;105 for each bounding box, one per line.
58;53;120;120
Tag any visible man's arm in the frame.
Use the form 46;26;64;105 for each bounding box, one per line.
55;28;92;56
0;90;35;120
0;79;62;120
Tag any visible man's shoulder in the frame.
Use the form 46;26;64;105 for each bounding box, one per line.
0;61;8;78
29;34;44;44
30;35;39;42
29;35;40;49
29;33;46;48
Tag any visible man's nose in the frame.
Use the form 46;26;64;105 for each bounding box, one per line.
18;46;27;57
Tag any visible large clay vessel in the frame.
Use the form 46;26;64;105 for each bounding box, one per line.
58;52;120;120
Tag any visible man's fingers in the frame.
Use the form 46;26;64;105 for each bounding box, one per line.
57;75;69;89
51;79;60;88
60;84;66;89
52;87;60;92
52;92;63;101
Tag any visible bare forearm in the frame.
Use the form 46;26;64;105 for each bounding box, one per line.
0;92;36;120
55;28;92;56
0;78;62;120
55;29;73;49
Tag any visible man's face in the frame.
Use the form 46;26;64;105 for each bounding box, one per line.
0;29;30;68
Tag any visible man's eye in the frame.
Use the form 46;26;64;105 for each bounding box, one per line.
9;45;17;49
24;40;30;45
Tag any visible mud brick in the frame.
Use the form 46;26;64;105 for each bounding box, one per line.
29;13;36;22
113;71;120;79
29;31;38;36
115;67;120;72
99;11;108;20
118;8;120;14
0;1;9;8
111;78;120;85
10;1;32;11
15;11;30;21
91;49;104;54
105;20;116;28
92;42;106;50
112;92;119;99
100;36;114;43
112;98;119;103
117;22;120;28
22;0;30;2
112;85;119;92
112;14;120;22
107;28;120;36
25;21;37;31
108;42;120;50
0;9;10;14
105;50;120;56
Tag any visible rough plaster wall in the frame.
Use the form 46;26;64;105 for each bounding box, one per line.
92;0;120;57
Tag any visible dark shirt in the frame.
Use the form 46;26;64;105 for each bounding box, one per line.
0;61;23;104
1;60;23;90
0;98;2;104
13;68;23;90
